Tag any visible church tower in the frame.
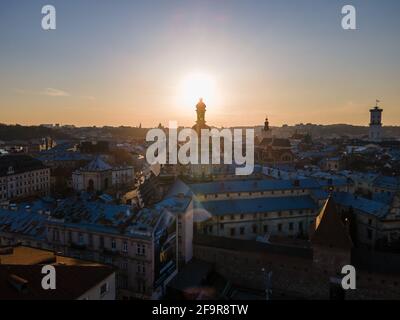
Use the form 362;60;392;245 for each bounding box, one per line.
369;100;383;143
261;115;272;140
192;98;210;134
191;98;211;179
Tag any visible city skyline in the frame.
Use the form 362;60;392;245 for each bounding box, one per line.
1;0;400;127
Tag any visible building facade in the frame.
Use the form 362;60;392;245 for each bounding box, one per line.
0;155;50;202
369;102;383;142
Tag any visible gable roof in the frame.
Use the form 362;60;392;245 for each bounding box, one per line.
311;197;353;250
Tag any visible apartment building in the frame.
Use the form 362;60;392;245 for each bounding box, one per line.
0;155;50;202
0;192;194;300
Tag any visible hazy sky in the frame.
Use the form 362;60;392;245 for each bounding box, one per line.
0;0;399;127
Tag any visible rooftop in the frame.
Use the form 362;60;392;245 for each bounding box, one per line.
0;155;47;176
189;179;320;195
197;195;318;216
0;264;114;300
333;192;390;219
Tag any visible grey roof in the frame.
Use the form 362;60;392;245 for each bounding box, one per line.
82;156;112;171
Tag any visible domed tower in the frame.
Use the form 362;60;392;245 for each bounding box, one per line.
264;116;270;132
261;115;272;140
192;98;210;134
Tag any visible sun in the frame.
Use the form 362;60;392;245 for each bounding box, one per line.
179;72;217;107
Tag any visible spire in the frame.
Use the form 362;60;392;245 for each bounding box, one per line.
264;116;269;132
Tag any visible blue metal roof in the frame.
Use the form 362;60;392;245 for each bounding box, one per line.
198;195;318;216
189;179;320;195
333;192;390;219
373;175;400;191
0;200;53;240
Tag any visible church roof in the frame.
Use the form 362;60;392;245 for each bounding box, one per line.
82;156;112;172
311;197;353;250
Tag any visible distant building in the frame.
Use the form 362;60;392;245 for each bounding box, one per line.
72;156;134;192
322;157;342;172
79;141;110;154
255;116;294;164
0;155;50;202
369;101;383;142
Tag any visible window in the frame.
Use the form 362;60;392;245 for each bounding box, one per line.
137;262;146;274
230;228;235;236
230;215;235;220
240;214;244;220
137;280;146;293
100;283;109;296
367;228;373;240
263;225;268;233
137;243;146;256
220;223;224;230
111;238;116;250
78;233;84;244
53;229;59;242
240;227;245;235
123;241;128;253
278;224;282;232
289;222;294;231
252;225;257;233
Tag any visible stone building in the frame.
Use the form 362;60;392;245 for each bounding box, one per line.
72;156;134;192
0;155;50;202
193;197;400;299
255;117;294;164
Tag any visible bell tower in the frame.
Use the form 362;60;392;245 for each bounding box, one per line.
192;98;210;134
369;100;383;143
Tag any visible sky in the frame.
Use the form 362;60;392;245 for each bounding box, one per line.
0;0;399;128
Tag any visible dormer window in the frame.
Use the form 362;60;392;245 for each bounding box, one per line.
7;166;14;175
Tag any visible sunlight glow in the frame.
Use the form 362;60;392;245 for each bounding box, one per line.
179;73;218;108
